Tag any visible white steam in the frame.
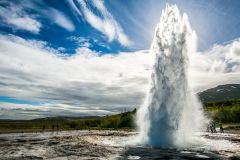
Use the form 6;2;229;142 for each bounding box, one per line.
136;4;206;147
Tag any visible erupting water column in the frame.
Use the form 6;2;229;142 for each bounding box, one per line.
137;5;205;147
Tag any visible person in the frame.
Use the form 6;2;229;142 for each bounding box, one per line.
206;124;210;132
219;123;224;133
42;125;45;132
56;124;59;131
213;121;217;133
212;121;217;133
209;121;213;133
209;120;217;133
52;124;55;131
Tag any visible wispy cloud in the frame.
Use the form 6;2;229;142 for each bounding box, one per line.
68;36;91;48
68;0;131;46
27;1;76;32
0;1;41;33
0;0;75;33
50;8;75;32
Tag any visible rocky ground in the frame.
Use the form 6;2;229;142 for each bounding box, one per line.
0;130;239;159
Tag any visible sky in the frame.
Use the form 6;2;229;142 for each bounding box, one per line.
0;0;240;119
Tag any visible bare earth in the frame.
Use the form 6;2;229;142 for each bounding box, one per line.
0;130;239;160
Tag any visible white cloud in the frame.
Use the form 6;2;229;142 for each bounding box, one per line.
28;1;75;32
189;39;240;91
0;34;149;119
0;34;239;119
68;0;131;46
68;0;82;17
68;36;91;48
0;2;41;33
0;102;113;120
191;40;240;73
0;1;75;33
50;9;75;32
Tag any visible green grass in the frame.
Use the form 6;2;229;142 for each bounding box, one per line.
204;99;240;123
0;109;136;132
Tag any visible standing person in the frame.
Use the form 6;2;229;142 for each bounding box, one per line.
56;124;59;131
210;121;214;133
213;121;217;133
42;125;45;132
209;120;217;133
206;124;210;132
219;123;224;133
52;124;55;131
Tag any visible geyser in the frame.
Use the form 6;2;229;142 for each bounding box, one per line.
137;5;205;147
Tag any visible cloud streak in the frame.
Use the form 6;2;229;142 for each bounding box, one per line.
50;8;75;32
68;0;131;46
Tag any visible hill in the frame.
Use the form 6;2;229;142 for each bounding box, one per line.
198;84;240;103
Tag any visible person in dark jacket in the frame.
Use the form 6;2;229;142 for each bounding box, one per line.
219;123;224;133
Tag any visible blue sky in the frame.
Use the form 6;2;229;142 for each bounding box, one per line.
0;0;240;119
1;0;240;54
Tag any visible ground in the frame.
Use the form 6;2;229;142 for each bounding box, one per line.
0;130;240;160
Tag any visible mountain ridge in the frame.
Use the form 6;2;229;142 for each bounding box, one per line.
198;84;240;103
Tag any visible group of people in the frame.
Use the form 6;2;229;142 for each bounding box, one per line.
206;120;224;133
41;124;60;132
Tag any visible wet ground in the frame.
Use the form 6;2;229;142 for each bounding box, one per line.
0;130;239;159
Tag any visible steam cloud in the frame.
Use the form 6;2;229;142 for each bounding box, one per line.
137;5;206;147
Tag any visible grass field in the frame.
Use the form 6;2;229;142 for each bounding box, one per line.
0;109;136;133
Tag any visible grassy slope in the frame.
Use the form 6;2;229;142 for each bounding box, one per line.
204;99;240;124
0;109;136;132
